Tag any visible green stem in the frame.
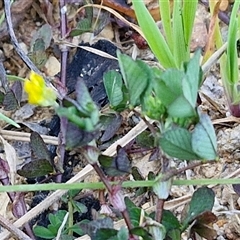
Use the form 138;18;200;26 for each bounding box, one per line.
68;200;73;236
1;178;240;192
6;75;25;82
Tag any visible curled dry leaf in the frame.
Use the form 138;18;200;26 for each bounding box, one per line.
0;136;18;217
0;135;17;184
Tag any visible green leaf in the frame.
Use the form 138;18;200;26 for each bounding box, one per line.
162;210;181;233
117;227;128;240
30;132;51;161
142;94;166;120
68;222;88;236
117;51;150;106
159;127;200;160
30;24;52;50
70;6;93;36
155;69;184;107
103;70;123;107
48;213;61;227
70;19;92;36
57;106;95;131
153;174;172;199
48;225;60;235
94;229;118;240
192;111;217;160
3;90;19;111
75;79;99;120
136;131;155;148
72;201;88;214
33;226;56;239
130;227;153;240
125;198;142;227
68;189;81;198
182;50;201;108
168;95;195;118
183;187;215;228
17;159;53;178
148;222;166;240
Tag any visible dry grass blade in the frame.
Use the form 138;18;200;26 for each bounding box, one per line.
0;214;32;240
77;4;144;38
0;129;58;145
202;42;227;74
59;41;118;60
212;116;240;124
200;91;224;114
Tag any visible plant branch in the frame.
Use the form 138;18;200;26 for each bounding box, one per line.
92;163;112;192
57;0;70;182
155;199;164;222
132;109;156;136
0;214;32;240
162;160;209;181
3;0;40;74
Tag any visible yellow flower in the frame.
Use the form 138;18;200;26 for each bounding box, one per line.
24;71;57;107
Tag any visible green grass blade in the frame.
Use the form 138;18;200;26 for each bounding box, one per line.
227;1;240;85
132;0;176;68
159;0;173;53
182;0;198;51
0;112;20;128
172;1;187;67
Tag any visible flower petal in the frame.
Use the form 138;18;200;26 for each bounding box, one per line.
24;71;57;106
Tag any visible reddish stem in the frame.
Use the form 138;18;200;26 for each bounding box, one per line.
155;199;165;222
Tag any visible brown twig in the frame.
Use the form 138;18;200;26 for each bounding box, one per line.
0;214;32;240
163;160;211;181
155;199;164;222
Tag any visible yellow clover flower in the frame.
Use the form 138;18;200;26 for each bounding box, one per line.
24;71;57;107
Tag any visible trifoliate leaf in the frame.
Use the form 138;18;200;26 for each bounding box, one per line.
160;127;200;160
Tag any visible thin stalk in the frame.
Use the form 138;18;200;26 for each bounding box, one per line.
92;163;112;192
68;200;73;236
122;209;133;232
155;199;164;222
0;214;32;240
2;178;240;192
57;0;69;182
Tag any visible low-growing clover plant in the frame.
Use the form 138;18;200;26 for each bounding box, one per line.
33;190;88;239
104;50;217;161
100;50;218;238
